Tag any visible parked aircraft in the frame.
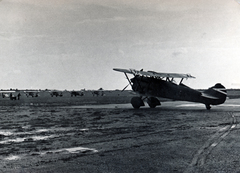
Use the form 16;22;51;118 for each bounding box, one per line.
0;90;21;100
24;91;39;97
113;68;227;109
50;91;63;97
71;91;84;97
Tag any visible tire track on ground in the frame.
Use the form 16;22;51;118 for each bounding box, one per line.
185;112;237;172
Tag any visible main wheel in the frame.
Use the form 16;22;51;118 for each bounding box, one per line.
131;97;144;109
148;103;157;108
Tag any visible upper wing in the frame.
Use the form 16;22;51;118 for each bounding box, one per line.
24;91;40;93
113;68;195;79
113;68;132;74
147;71;195;79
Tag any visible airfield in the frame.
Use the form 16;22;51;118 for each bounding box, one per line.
0;90;240;172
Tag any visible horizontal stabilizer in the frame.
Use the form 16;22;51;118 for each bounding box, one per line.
213;88;228;95
201;83;227;104
201;92;219;99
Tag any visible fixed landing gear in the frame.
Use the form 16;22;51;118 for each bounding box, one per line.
205;104;211;110
131;97;144;109
130;97;161;109
147;97;161;108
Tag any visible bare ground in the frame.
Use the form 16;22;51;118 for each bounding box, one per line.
0;99;240;173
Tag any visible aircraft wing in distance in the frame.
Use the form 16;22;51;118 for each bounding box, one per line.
0;90;16;93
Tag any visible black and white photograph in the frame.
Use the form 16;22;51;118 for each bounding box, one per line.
0;0;240;172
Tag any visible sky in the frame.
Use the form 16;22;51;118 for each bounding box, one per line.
0;0;240;90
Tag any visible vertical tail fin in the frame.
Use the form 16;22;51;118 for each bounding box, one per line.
203;83;227;105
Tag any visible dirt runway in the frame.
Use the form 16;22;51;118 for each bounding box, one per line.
1;99;240;173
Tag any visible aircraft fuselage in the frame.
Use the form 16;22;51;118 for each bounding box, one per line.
131;75;226;106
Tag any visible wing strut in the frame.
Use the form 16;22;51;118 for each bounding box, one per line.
124;73;132;86
180;78;184;84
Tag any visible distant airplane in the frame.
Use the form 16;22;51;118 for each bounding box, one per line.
50;91;63;97
24;91;39;97
113;68;227;109
70;91;84;97
0;90;15;98
0;90;21;100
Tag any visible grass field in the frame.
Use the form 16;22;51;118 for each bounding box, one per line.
0;90;133;106
1;99;240;173
0;89;239;106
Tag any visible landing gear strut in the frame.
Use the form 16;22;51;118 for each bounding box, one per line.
130;97;161;109
147;97;161;108
131;97;144;109
205;104;211;110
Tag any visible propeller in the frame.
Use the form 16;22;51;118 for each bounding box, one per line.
121;84;130;92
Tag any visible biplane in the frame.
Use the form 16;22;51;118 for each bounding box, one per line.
0;90;16;98
24;91;39;97
113;68;227;109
